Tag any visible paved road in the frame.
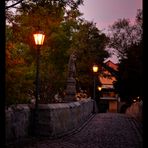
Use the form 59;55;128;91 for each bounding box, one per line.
19;113;143;148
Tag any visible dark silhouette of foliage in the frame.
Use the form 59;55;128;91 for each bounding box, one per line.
109;9;143;103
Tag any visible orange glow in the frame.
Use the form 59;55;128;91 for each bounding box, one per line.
97;86;102;91
93;65;98;73
33;31;45;45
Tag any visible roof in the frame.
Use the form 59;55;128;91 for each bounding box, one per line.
100;60;118;86
105;60;118;71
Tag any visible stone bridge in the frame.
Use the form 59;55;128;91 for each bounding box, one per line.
6;113;143;148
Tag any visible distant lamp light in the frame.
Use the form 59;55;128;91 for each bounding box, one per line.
97;86;102;91
92;64;98;73
92;64;99;114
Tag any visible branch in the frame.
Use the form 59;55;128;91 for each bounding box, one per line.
101;63;119;78
5;0;24;9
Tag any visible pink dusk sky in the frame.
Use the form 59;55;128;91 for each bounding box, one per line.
79;0;142;33
78;0;142;63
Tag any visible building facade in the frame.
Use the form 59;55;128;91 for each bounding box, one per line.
98;60;119;113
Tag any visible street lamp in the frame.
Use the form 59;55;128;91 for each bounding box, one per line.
33;31;45;110
97;85;102;113
92;64;98;113
33;31;45;135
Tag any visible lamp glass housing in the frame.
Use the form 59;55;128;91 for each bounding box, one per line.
33;31;45;45
93;65;98;73
97;86;102;91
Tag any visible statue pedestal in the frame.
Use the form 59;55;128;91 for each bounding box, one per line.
64;77;77;102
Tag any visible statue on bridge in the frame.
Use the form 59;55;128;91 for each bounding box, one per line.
68;51;77;78
64;51;77;102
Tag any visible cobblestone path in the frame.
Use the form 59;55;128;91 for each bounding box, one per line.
20;113;143;148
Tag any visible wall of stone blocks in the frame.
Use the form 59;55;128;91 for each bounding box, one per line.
5;99;93;141
5;104;31;142
36;99;93;137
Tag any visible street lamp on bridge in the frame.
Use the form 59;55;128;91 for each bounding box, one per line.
92;64;99;113
33;30;45;135
33;31;45;110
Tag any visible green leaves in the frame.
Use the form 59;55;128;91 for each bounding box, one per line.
6;0;109;104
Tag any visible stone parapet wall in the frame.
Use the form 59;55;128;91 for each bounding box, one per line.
125;101;143;122
5;99;93;141
5;104;31;141
37;99;93;137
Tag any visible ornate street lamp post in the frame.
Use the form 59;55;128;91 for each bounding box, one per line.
33;31;45;110
33;31;45;134
92;64;98;113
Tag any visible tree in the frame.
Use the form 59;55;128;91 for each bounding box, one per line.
6;25;35;105
114;41;143;102
109;9;143;103
5;0;85;104
108;9;142;60
5;0;110;104
71;21;110;95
